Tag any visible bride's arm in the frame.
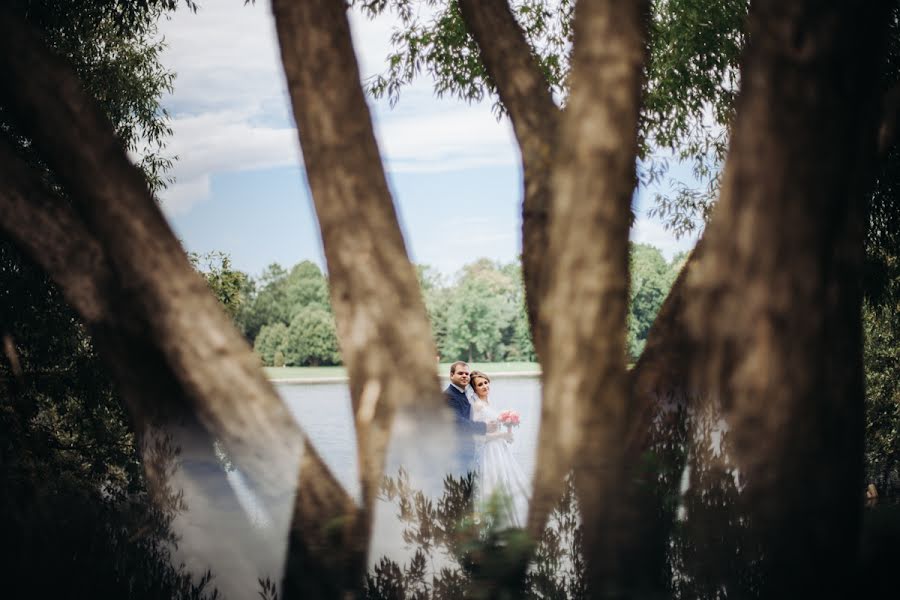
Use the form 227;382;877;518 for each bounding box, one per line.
472;403;502;437
485;428;513;441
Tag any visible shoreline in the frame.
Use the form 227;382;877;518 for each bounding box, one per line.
272;370;543;385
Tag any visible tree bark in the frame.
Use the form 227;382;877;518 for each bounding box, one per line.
680;0;889;594
0;9;357;596
457;0;560;357
527;1;648;596
271;0;447;594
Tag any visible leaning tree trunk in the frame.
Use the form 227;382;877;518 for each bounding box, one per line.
680;0;890;595
460;0;658;582
458;0;560;359
528;1;648;596
271;0;447;596
0;8;355;596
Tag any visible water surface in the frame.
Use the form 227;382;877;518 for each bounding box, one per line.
277;376;543;499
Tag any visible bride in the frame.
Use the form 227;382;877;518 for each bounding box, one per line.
469;370;531;529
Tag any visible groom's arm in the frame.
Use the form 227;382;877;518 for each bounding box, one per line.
455;412;487;436
445;394;487;435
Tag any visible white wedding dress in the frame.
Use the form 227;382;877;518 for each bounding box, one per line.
472;399;531;529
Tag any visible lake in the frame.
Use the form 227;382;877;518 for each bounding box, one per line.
276;376;544;499
169;378;546;598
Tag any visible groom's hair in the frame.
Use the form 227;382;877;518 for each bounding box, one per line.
449;361;468;375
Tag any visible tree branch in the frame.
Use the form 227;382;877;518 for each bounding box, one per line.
0;8;358;592
456;0;559;163
527;1;648;594
271;0;449;594
457;0;560;354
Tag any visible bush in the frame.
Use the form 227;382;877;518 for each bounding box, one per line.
284;306;342;366
254;322;289;366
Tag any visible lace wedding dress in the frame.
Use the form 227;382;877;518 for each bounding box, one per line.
472;399;531;529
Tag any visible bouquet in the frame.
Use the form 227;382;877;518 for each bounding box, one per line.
497;409;521;432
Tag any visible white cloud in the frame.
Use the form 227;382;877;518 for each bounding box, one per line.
376;103;518;173
162;174;211;214
630;216;701;260
159;109;300;214
156;0;518;214
158;1;286;115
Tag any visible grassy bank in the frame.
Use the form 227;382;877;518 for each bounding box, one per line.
265;362;541;381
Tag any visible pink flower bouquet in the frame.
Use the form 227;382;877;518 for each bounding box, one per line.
498;409;521;432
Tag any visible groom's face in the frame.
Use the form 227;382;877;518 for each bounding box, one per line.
450;365;470;388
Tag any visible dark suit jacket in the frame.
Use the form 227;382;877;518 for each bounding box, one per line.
445;384;486;472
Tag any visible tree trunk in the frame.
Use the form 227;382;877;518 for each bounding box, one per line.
271;0;446;595
0;9;356;596
529;1;648;596
680;0;889;594
458;0;560;358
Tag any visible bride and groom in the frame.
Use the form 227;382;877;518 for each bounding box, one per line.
444;361;530;528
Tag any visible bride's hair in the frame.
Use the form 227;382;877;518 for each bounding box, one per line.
469;371;491;396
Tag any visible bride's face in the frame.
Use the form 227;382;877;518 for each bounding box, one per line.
473;377;490;399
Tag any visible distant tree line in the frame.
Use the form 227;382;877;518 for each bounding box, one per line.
212;244;686;367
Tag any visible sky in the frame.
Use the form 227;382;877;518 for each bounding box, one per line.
156;0;700;278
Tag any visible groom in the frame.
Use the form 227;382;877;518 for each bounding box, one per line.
445;361;496;474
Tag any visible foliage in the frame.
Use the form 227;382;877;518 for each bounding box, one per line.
0;238;217;599
284;305;342;366
354;0;572;117
627;244;682;359
237;264;289;341
0;2;221;597
365;469;583;599
442;260;520;362
236;260;331;342
240;261;338;359
352;0;748;236
665;401;763;599
863;297;900;495
419;263;452;357
242;248;683;365
189;251;249;318
510;295;536;362
254;322;290;367
867;12;900;281
2;0;186;193
643;0;748;236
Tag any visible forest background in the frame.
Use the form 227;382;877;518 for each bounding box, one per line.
204;244;684;368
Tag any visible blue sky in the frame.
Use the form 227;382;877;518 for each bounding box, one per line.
157;0;700;278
